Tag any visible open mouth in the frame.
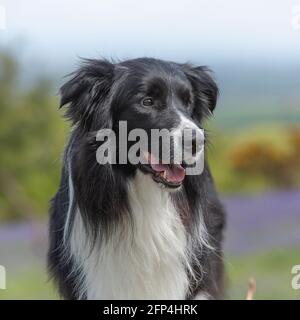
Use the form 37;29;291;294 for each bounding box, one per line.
140;151;186;188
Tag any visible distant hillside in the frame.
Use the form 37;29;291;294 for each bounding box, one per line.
214;103;300;129
211;64;300;129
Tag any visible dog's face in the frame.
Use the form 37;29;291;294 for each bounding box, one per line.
60;58;218;189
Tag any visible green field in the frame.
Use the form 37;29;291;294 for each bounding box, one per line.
226;248;300;300
1;249;299;300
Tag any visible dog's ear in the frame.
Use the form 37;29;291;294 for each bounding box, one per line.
183;65;219;120
60;59;114;130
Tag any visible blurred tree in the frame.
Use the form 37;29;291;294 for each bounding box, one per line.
0;51;67;221
289;128;300;159
230;129;300;188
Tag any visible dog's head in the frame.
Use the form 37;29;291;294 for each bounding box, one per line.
60;58;218;189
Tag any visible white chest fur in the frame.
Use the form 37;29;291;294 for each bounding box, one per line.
68;171;191;299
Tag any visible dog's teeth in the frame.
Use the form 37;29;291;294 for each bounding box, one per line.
163;171;167;179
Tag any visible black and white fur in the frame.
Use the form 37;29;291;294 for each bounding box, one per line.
48;58;226;300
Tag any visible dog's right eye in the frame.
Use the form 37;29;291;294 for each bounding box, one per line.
142;97;154;107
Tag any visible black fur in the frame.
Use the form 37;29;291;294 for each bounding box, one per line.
48;58;226;299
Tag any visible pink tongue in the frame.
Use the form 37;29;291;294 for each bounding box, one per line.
151;163;186;183
150;163;167;172
146;152;185;183
166;164;186;183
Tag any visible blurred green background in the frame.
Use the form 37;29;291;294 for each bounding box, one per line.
1;0;300;300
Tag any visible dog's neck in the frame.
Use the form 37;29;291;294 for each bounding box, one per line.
68;170;191;299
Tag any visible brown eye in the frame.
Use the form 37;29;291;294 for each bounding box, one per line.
142;97;154;106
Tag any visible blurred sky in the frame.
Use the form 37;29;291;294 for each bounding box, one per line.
1;0;300;69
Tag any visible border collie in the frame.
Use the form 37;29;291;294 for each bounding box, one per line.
48;58;226;300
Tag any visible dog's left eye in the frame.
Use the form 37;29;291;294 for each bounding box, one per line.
142;97;154;107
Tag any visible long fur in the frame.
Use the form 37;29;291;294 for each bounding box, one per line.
48;58;226;300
